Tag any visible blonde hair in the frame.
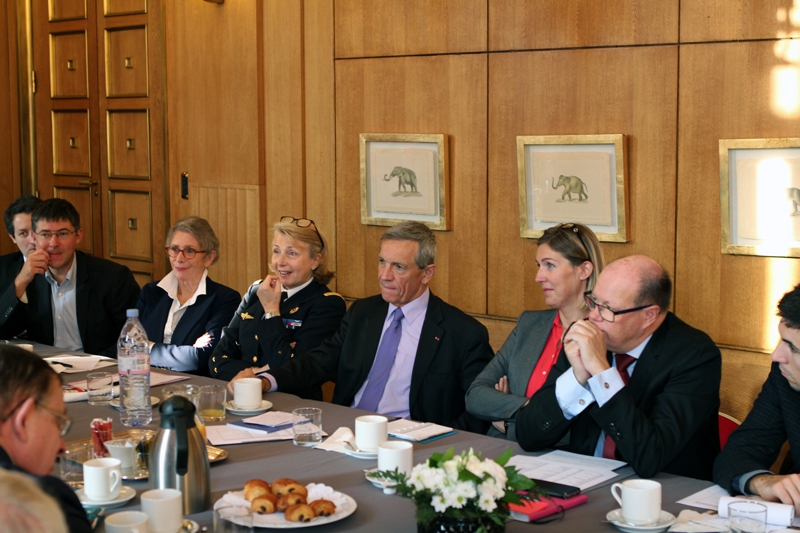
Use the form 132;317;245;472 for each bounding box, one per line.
272;220;334;284
538;223;605;306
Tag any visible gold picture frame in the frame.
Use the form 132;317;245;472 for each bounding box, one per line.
360;133;449;230
720;137;800;257
517;134;628;242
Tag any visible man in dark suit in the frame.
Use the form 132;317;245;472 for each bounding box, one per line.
0;196;43;329
714;284;800;511
0;199;140;356
0;345;92;533
516;255;721;480
247;221;493;433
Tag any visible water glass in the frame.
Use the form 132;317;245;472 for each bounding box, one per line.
199;384;227;422
87;371;114;406
162;383;200;409
213;506;254;532
60;441;93;487
728;501;767;533
292;407;322;447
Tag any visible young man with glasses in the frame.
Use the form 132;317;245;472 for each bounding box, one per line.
0;345;91;533
714;284;800;513
0;198;140;356
515;255;722;481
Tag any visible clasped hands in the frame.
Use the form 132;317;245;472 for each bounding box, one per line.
750;473;800;513
562;319;610;386
227;367;270;396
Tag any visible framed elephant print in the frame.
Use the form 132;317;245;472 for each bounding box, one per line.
359;133;449;230
516;134;628;242
720;137;800;257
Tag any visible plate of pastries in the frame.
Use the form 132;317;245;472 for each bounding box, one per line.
214;477;357;528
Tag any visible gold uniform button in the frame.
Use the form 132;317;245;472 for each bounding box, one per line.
277;350;282;355
212;357;216;362
252;356;258;362
255;334;259;341
214;367;218;373
222;355;228;359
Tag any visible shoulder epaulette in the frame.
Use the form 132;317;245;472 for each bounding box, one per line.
324;292;344;299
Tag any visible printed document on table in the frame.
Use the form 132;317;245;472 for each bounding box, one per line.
506;455;618;491
539;450;626;470
206;425;295;445
677;484;729;511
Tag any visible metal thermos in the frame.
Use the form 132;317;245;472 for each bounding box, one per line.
149;396;210;514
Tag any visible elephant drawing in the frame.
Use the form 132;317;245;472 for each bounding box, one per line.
787;187;800;216
384;166;418;193
552;174;588;202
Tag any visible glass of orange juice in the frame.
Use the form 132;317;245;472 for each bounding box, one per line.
198;384;226;422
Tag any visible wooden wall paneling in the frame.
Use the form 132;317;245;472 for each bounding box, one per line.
54;185;96;254
488;47;679;318
303;0;337;291
681;0;798;43
474;314;516;353
334;0;487;58
165;0;260;217
0;2;22;258
676;41;800;350
489;0;679;51
335;54;488;312
262;0;305;227
187;182;261;296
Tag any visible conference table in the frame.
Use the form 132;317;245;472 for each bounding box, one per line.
31;342;715;532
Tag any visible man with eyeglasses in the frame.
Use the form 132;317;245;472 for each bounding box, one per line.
714;284;800;513
515;255;721;480
0;198;140;356
0;196;43;328
0;345;92;532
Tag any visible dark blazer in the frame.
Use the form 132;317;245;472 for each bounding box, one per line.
136;276;240;376
268;293;494;434
465;309;557;441
209;280;346;392
714;363;800;493
515;312;721;480
0;446;92;533
0;251;141;357
0;251;24;329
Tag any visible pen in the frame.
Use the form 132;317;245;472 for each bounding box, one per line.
52;361;73;368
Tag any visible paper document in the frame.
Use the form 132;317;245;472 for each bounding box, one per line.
46;355;116;373
506;455;618;491
677;484;729;511
387;419;454;442
539;449;626;471
242;411;294;428
206;424;295;445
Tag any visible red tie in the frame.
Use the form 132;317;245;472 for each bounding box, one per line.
602;354;635;459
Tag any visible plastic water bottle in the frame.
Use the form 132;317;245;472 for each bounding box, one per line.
118;309;152;427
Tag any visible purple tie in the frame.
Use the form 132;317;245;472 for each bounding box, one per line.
356;308;404;412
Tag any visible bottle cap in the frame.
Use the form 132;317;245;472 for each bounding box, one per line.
126;309;139;318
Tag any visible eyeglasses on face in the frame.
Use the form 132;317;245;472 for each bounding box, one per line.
36;402;73;437
584;291;654;323
35;230;76;241
280;216;325;252
166;246;206;259
0;397;72;437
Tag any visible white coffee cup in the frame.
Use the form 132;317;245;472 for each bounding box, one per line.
233;378;263;410
104;511;148;533
378;441;413;476
83;457;122;502
355;415;388;452
611;479;661;526
140;488;183;533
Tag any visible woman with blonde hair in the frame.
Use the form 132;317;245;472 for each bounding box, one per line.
137;216;240;375
466;223;604;440
210;217;346;399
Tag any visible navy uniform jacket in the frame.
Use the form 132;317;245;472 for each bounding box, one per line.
714;363;800;493
209;280;346;398
515;312;721;480
0;445;92;533
136;276;240;376
0;251;141;357
0;251;24;329
268;293;493;434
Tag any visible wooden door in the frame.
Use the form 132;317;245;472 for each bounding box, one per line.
30;0;166;285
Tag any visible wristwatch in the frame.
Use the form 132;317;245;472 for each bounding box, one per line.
263;311;278;320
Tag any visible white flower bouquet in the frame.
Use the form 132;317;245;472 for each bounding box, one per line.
376;447;538;533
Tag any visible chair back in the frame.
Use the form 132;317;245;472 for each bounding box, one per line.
719;412;741;450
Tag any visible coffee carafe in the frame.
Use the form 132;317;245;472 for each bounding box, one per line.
149;396;210;513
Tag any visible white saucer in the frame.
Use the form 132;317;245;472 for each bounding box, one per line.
77;485;136;508
345;447;377;459
225;400;272;416
364;468;395;489
606;509;676;533
109;396;160;410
